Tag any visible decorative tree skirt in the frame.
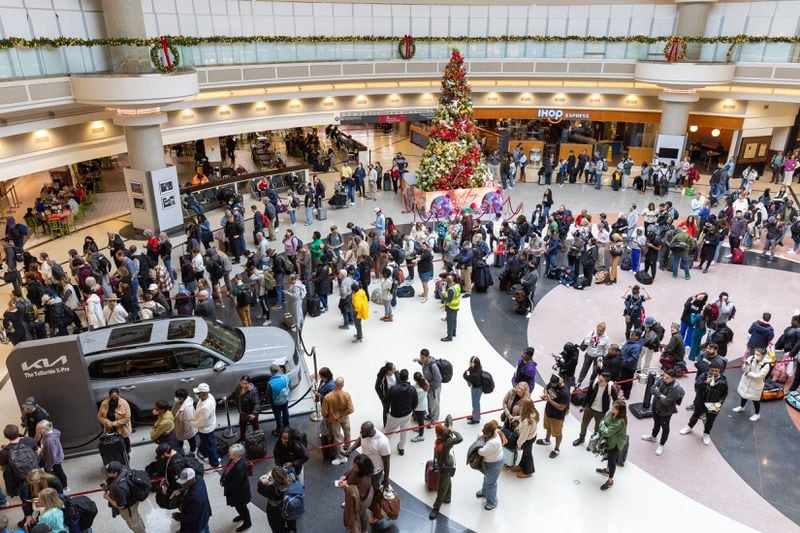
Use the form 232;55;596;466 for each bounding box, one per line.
405;183;504;217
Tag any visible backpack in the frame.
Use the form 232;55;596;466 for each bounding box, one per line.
436;359;453;383
17;224;29;236
293;236;304;249
281;479;306;521
413;241;422;255
481;371;495;394
150;303;168;319
8;442;38;479
634;270;653;285
14;247;23;262
92;253;111;275
21;299;37;322
236;285;252;308
126;469;152;504
64;495;97;531
785;390;800;411
208;256;224;279
602;160;608;172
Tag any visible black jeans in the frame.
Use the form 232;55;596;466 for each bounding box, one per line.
235;501;251;527
620;367;636;399
577;355;598;385
688;400;718;434
651;412;672;445
740;397;761;414
606;447;619;479
180;435;197;454
413;410;426;436
644;254;658;278
52;463;68;488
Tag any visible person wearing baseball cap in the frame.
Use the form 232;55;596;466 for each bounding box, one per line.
101;460;146;532
373;207;386;240
20;397;49;438
190;384;220;467
172;467;212;532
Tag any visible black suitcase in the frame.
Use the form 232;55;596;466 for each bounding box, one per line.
320;432;338;461
383;174;392;191
244;430;267;460
316;207;327;221
216;436;230;457
493;252;506;268
307;295;321;317
99;432;128;467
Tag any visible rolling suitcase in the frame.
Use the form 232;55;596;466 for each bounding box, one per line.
383;173;392;191
320;431;338;461
98;432;128;467
316;207;327;221
307;295;321;317
425;459;439;491
244;430;267;459
502;446;520;467
731;247;744;264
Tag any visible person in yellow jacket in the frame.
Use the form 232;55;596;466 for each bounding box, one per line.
150;400;177;445
441;274;461;342
352;281;369;343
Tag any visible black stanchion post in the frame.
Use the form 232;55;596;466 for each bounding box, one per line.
309;347;322;422
222;400;238;439
629;370;657;419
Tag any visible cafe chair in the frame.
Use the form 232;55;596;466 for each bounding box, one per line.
48;219;64;238
23;215;43;238
74;204;85;224
65;214;77;234
83;190;95;211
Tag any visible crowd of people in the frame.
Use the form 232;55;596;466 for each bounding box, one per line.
1;139;800;532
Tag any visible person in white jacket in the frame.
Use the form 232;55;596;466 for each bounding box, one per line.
82;287;106;330
190;383;220;467
732;348;771;421
104;295;128;325
172;388;198;455
511;398;539;479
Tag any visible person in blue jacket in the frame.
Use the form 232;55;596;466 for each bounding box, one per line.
619;329;643;399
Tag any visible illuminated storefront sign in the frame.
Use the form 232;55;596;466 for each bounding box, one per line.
537;109;590;123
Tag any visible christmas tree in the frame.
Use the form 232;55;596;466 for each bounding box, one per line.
415;49;488;192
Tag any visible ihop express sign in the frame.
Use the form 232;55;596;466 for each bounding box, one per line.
538;109;590;123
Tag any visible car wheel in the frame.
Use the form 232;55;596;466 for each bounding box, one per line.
253;377;272;414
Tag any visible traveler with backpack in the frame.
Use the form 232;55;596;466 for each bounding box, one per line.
258;466;298;533
641;369;684;456
378;268;394;323
268;364;291;437
34;421;67;490
0;424;38;515
231;274;253;327
621;285;650;341
220;443;251;532
172;389;198;456
639;317;665;376
172;467;212;533
573;373;618;448
414;349;443;423
101;461;147;533
32;487;67;532
463;356;492;425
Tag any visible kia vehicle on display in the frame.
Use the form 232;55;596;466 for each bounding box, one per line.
8;317;311;451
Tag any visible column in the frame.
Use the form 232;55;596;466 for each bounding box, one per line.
674;0;718;61
114;113;183;233
657;91;699;137
100;0;151;73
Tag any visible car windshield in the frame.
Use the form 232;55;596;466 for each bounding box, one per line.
202;321;244;362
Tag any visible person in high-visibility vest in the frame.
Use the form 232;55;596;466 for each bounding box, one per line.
441;275;461;342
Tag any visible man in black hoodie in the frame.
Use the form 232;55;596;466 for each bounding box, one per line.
641;369;684;456
383;369;417;456
680;361;727;446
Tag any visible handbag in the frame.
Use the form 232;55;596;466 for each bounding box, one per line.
3;271;16;282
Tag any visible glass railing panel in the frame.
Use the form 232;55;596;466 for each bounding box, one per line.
761;43;795;63
0;50;17;79
275;43;297;62
505;42;525;59
17;49;45;77
254;42;277;63
525;42;546;58
605;43;628;60
545;42;566;58
565;41;588;58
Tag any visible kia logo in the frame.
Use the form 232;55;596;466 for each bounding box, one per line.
21;356;67;371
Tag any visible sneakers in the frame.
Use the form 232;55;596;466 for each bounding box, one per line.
749;414;760;422
655;445;664;456
331;457;347;466
525;312;532;319
702;434;711;446
572;437;585;447
732;406;745;413
640;435;657;442
410;435;425;443
679;426;693;435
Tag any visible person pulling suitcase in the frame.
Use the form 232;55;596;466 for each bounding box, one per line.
428;415;462;520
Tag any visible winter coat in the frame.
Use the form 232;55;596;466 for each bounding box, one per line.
220;457;251;507
661;332;685;361
511;357;537;392
601;354;623;381
352;289;369;320
272;439;309;476
97;397;132;438
737;355;771;401
777;325;800;357
650;379;684;415
747;320;774;349
694;374;728;405
582;378;617;413
621;339;643;369
229;383;260;416
39;429;65;470
173;398;198;441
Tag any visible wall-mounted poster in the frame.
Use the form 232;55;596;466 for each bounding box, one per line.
133;198;145;210
159;180;174;195
758;144;767;157
130;181;143;195
743;143;758;159
162;195;176;209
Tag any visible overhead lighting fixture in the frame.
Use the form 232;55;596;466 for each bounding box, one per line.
421;93;434;102
288;99;301;110
218;106;231;116
589;94;601;103
355;96;368;105
722;102;736;110
254;102;266;111
33;130;49;143
625;97;638;105
322;97;334;107
711;129;721;137
91;126;106;134
486;92;499;102
519;93;533;103
689;125;698;132
553;93;566;103
181;110;195;119
388;94;401;104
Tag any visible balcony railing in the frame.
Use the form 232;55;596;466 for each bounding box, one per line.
0;40;798;80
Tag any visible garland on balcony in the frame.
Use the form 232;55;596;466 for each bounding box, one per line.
149;37;180;73
1;34;800;50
